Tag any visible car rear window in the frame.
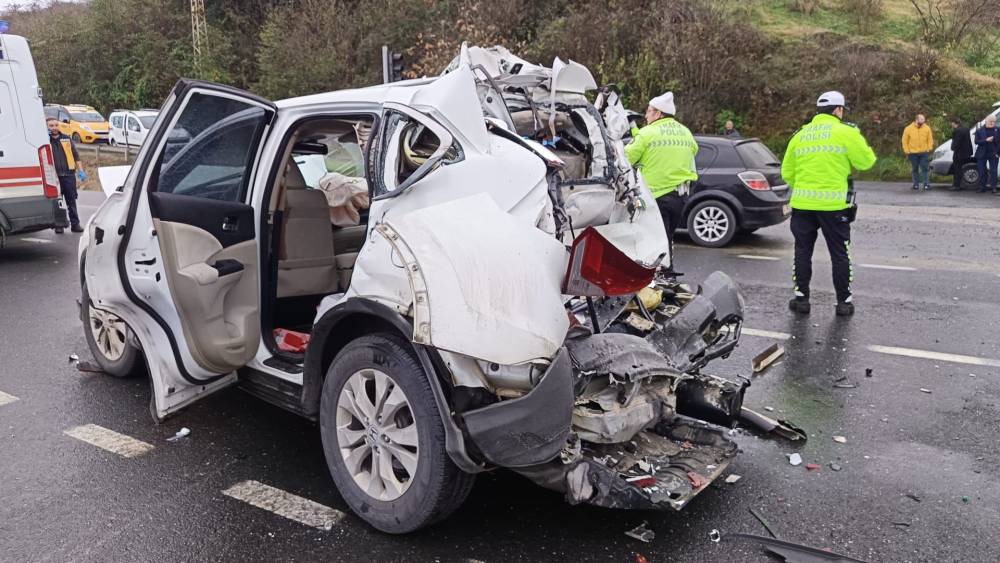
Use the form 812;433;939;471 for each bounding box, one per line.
735;141;781;168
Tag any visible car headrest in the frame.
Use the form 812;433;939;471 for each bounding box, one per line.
283;161;308;190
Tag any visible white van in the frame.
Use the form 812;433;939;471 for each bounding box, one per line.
930;102;1000;188
0;33;68;237
108;109;158;147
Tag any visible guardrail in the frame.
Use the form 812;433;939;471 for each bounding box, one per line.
75;143;137;165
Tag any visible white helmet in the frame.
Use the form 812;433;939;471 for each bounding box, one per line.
817;91;846;108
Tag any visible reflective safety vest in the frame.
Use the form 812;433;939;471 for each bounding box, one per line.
782;114;877;211
625;117;698;198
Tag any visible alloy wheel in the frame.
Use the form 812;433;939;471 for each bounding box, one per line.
336;368;419;501
693;205;731;243
88;306;128;361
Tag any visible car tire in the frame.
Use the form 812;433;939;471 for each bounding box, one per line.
959;162;980;190
81;283;144;378
319;333;475;533
687;200;737;247
109;138;117;147
72;133;82;143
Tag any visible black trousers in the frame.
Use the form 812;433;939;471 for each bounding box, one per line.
59;174;80;227
657;191;686;268
790;208;852;303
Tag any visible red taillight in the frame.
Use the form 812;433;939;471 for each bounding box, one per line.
37;145;60;199
738;171;770;191
562;226;657;296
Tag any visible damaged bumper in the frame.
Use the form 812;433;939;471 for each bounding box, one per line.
502;271;752;510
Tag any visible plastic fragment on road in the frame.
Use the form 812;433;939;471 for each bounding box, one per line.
635;554;649;563
787;453;802;466
805;463;821;471
625;521;655;543
274;328;310;353
962;496;970;504
75;360;105;374
764;406;775;412
833;382;857;389
724;474;742;484
829;463;842;471
68;353;79;363
749;507;779;539
865;368;873;378
709;529;721;543
833;436;847;443
724;532;870;562
752;343;785;373
167;427;191;442
919;388;932;394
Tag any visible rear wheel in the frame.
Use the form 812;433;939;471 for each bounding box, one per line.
959;162;980;190
109;138;117;147
319;333;474;533
687;200;737;247
82;284;144;378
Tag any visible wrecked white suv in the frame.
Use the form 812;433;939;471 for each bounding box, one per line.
79;47;768;533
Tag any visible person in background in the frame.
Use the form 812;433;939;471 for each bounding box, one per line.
723;119;740;138
902;114;934;191
46;117;84;233
625;91;698;266
948;117;973;191
973;114;1000;194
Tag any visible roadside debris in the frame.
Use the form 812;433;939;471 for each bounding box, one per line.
167;427;191;442
805;463;821;472
787;453;802;466
829;462;842;471
833;382;857;389
68;353;79;363
749;507;779;539
751;343;785;373
919;388;932;394
739;407;808;442
725;532;869;562
764;406;774;412
709;529;721;543
75;360;104;374
832;436;847;443
635;554;649;563
625;521;655;543
724;474;742;484
961;496;970;504
865;368;873;378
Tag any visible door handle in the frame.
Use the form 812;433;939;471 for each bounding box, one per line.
222;216;239;232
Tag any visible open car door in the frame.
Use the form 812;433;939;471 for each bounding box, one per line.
85;80;274;419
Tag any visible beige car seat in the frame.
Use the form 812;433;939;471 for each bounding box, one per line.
277;163;340;298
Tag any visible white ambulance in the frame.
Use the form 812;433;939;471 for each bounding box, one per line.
0;33;68;239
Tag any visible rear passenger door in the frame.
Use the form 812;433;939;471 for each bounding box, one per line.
86;80;275;419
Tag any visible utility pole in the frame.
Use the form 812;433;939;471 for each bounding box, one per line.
191;0;209;76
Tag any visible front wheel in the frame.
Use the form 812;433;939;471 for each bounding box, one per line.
72;132;82;143
959;162;980;190
82;284;144;378
319;333;475;533
687;200;737;247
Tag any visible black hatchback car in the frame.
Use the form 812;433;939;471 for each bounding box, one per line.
680;135;790;247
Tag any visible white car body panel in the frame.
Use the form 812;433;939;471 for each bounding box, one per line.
97;165;130;196
384;193;570;365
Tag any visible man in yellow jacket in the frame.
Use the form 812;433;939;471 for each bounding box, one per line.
782;91;877;316
902;114;934;191
625;91;698;263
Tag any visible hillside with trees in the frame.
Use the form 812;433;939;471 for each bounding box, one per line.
4;0;999;178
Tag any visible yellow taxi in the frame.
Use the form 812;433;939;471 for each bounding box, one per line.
43;104;110;143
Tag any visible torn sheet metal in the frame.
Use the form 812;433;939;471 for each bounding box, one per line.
739;407;808;442
675;375;748;428
724;533;869;563
515;421;737;511
566;332;679;381
752;343;785;373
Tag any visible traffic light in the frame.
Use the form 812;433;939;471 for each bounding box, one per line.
381;45;405;83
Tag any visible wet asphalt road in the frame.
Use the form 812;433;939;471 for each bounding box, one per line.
1;184;998;562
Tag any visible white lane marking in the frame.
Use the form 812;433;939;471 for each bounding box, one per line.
0;390;20;406
742;328;791;340
19;237;52;244
858;263;917;271
737;254;781;261
868;345;1000;368
222;480;344;530
63;424;154;458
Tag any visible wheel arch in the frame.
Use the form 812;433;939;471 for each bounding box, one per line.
302;297;483;473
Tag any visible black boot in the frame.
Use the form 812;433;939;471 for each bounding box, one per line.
836;301;855;316
71;224;84;233
788;296;811;314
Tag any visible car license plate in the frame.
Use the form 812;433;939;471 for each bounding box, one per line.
782;204;791;216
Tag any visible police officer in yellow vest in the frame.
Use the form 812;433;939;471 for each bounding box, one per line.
782;91;876;316
47;116;84;233
625;91;697;265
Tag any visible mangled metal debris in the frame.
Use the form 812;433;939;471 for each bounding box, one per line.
738;407;808;442
724;532;870;563
624;521;655;543
752;342;785;373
